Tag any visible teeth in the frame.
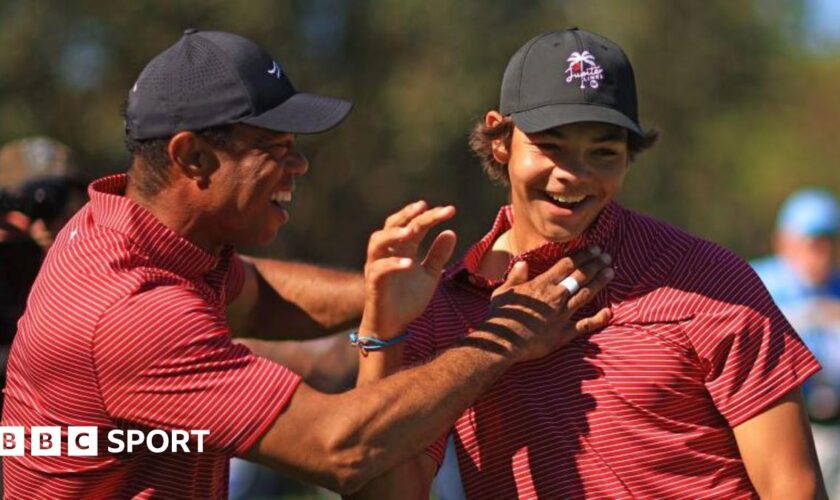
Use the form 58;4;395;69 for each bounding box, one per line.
271;191;292;203
547;193;586;204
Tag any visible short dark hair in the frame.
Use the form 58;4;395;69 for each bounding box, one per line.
468;115;660;186
121;103;234;197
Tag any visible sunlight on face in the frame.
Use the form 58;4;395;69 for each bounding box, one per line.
505;121;629;253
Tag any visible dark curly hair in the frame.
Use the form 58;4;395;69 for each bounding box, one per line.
468;115;660;186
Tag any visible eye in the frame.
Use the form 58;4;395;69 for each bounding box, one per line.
535;142;562;152
262;143;291;160
592;147;620;158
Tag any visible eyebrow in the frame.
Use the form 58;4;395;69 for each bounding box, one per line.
534;128;626;143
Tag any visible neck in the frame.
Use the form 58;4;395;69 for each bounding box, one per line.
509;223;577;257
125;181;220;255
476;230;515;281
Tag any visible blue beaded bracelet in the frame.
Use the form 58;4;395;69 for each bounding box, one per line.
349;330;411;355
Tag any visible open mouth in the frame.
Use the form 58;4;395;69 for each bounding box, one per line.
542;191;590;210
269;191;292;208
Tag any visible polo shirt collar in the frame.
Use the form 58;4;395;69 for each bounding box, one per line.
88;174;223;278
446;201;623;288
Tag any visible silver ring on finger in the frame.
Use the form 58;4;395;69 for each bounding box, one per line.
558;275;580;295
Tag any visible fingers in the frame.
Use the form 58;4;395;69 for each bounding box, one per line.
384;200;427;229
559;253;613;307
402;206;456;249
566;264;614;311
493;261;529;298
574;307;612;335
536;246;604;287
367;226;414;260
421;230;457;276
373;204;456;259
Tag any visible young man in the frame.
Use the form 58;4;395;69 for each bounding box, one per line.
352;28;826;499
1;30;612;498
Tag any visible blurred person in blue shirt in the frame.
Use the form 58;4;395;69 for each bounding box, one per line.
752;188;840;496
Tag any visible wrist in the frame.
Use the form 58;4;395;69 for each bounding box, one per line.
349;329;411;357
358;317;407;340
458;326;519;365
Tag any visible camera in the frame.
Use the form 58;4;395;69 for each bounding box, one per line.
0;177;71;222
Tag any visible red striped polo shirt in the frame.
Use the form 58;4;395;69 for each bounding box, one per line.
2;174;301;499
409;202;820;499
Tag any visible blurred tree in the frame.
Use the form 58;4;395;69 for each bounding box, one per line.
0;0;835;269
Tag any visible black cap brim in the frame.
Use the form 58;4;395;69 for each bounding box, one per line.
511;104;643;137
243;92;352;134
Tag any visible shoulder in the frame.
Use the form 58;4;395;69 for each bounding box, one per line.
826;270;840;296
95;284;223;353
98;284;222;339
622;208;754;288
620;208;772;319
621;207;698;254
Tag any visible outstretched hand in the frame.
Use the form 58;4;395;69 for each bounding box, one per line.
467;246;614;363
359;201;457;339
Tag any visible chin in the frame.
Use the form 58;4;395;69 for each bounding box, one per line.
542;225;584;243
253;231;280;247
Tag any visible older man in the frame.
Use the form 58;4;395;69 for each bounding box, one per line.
1;30;612;498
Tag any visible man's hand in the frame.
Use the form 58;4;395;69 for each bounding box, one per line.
468;247;614;362
359;201;457;339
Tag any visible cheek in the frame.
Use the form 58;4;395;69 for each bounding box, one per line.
236;160;276;207
507;159;545;195
597;164;628;195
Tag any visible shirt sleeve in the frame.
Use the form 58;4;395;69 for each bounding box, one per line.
404;292;449;467
678;241;821;427
93;286;302;456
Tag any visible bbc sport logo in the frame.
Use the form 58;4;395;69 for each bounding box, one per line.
0;426;209;456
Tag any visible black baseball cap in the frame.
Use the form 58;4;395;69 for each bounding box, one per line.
500;28;642;136
125;29;352;140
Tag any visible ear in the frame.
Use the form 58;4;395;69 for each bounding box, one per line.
485;110;510;164
168;132;218;186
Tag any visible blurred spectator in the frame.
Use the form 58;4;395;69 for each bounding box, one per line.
752;187;840;496
0;137;88;407
0;137;88;250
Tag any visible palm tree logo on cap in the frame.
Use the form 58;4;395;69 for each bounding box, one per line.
565;51;603;89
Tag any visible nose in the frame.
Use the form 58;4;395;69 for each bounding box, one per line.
552;151;588;179
282;151;309;176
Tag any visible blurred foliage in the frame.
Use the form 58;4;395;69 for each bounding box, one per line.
0;0;838;267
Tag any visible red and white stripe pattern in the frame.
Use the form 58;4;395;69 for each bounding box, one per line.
2;174;301;499
409;202;820;499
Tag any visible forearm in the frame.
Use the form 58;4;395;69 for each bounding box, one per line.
347;337;434;497
247;257;364;340
237;337;358;394
344;456;436;500
355;345;406;387
327;335;511;490
734;388;827;500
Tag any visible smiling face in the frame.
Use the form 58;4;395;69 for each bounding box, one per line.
488;112;630;253
204;124;308;248
777;232;838;286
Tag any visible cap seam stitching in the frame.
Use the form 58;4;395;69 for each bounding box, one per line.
198;34;258;119
516;32;556;108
